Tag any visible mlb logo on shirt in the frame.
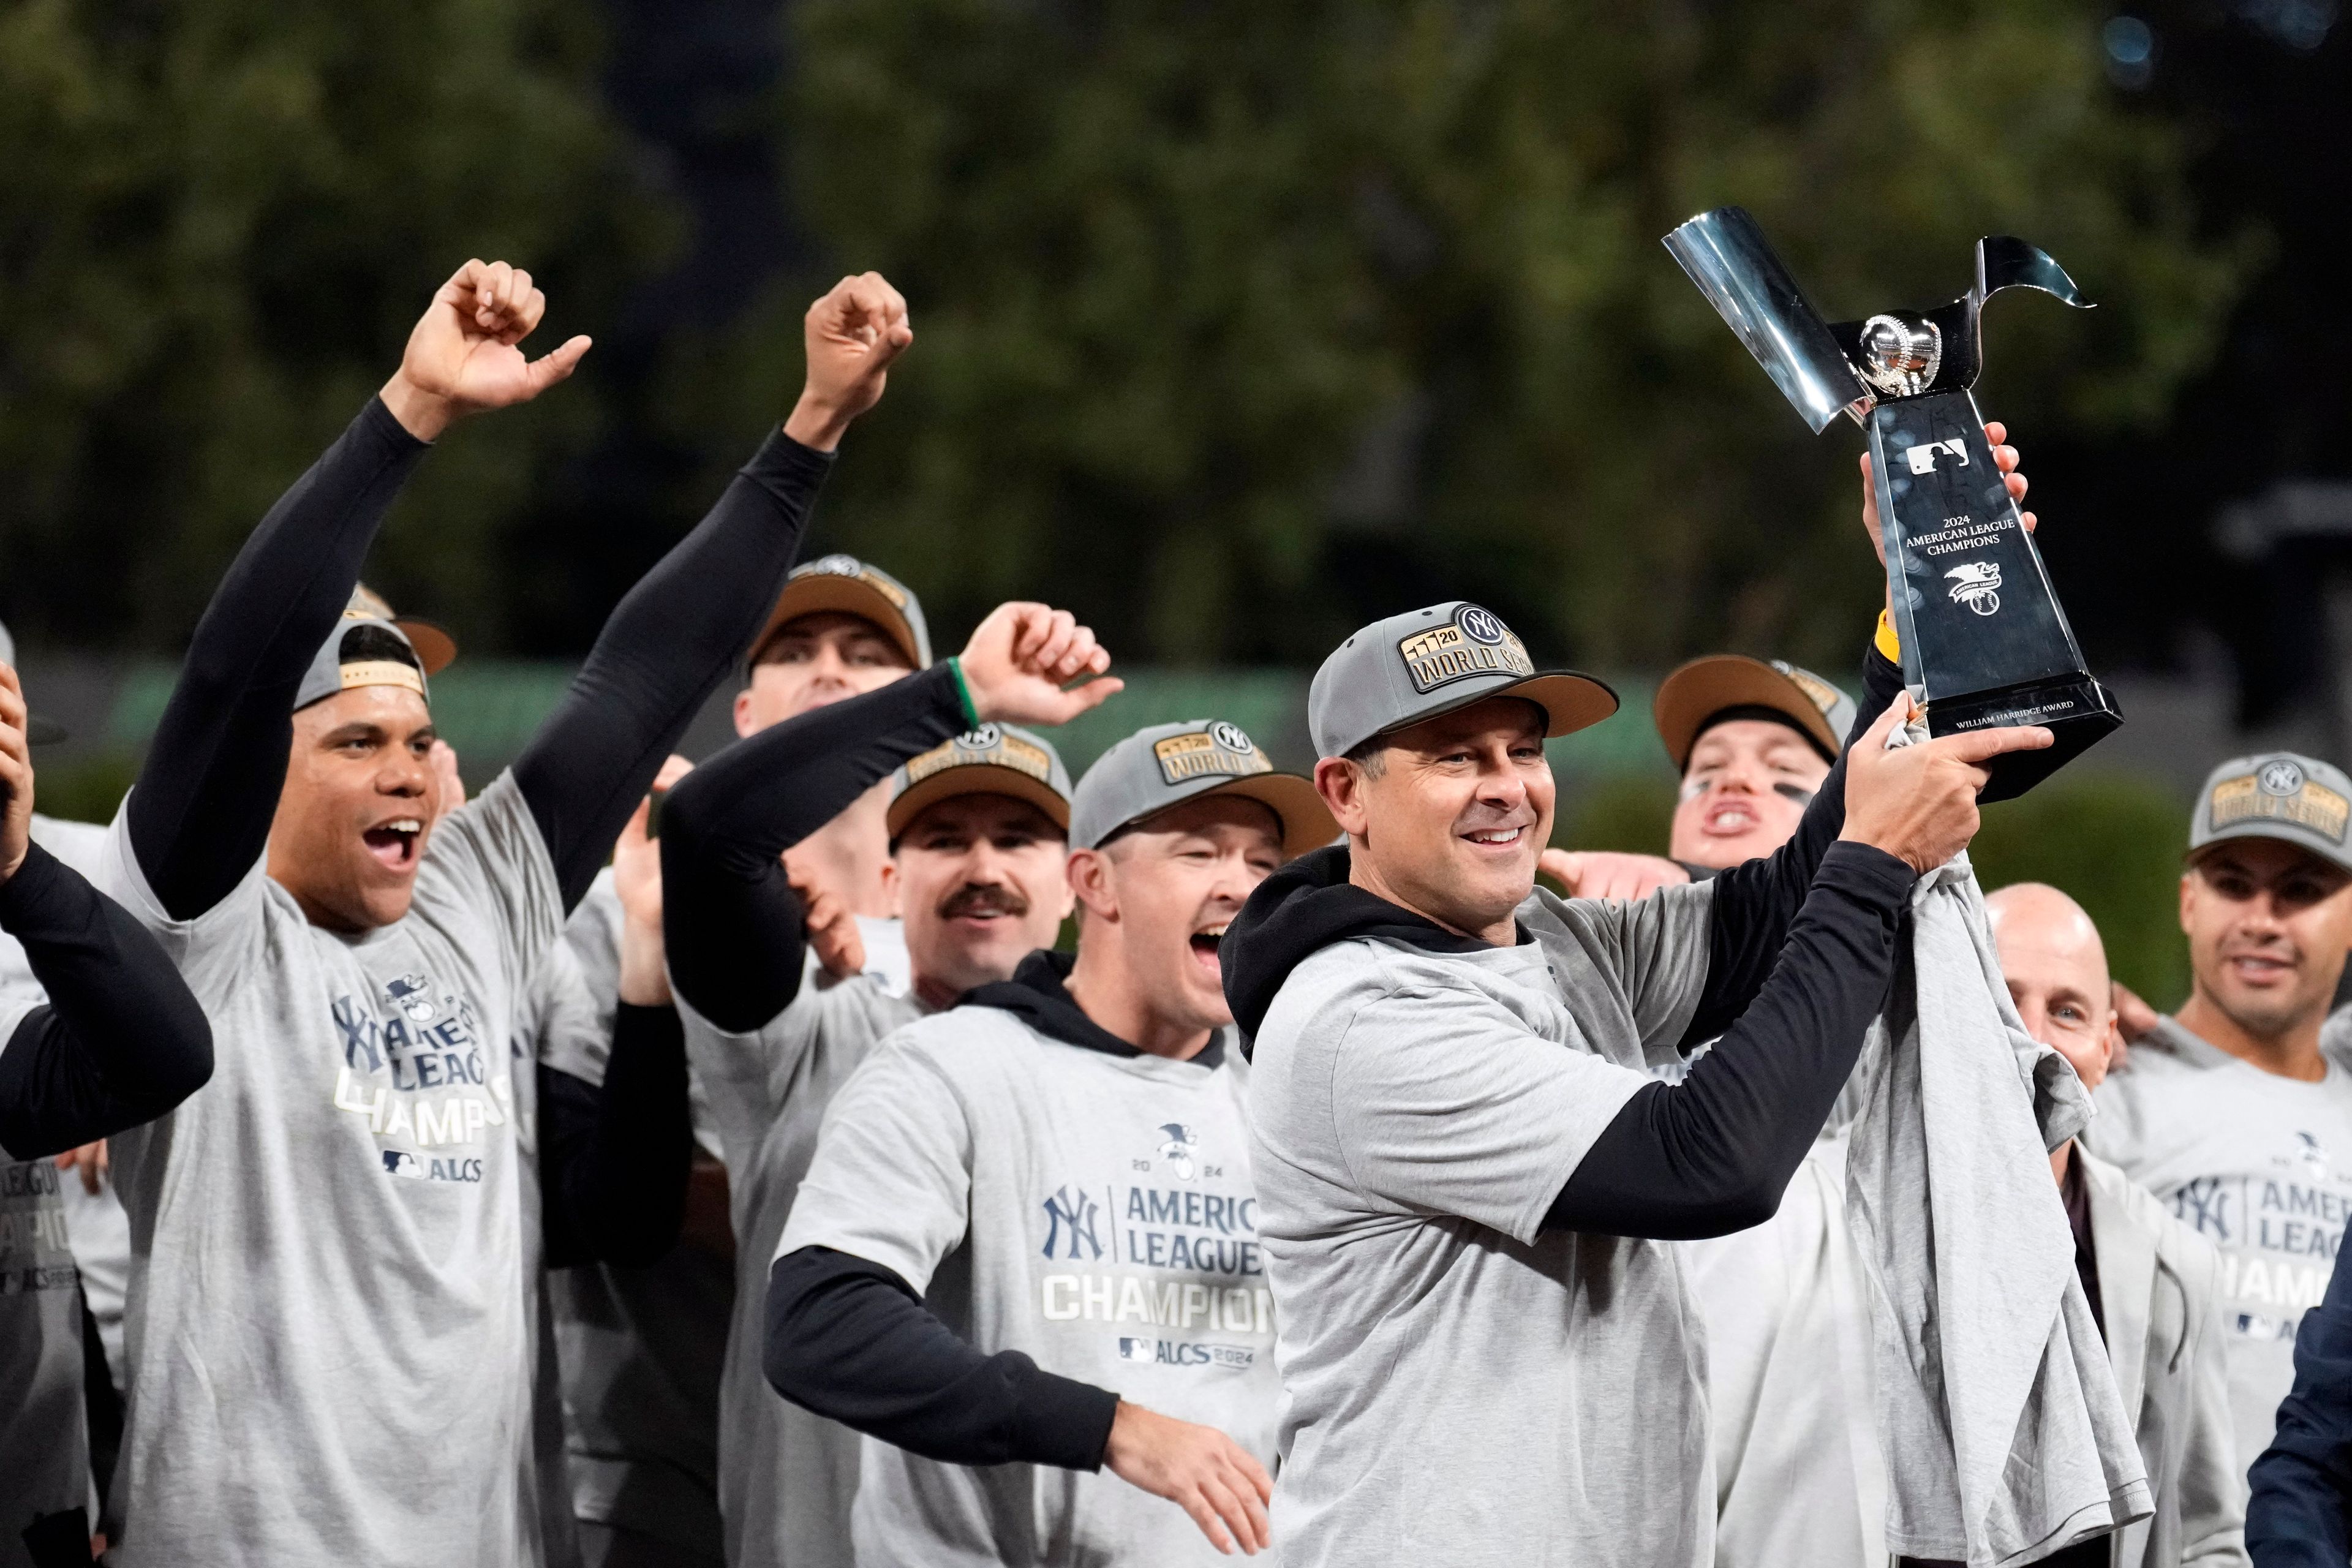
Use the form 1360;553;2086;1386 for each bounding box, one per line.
382;1150;424;1180
1118;1338;1156;1363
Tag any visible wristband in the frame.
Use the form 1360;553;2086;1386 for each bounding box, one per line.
946;657;981;728
1873;609;1901;665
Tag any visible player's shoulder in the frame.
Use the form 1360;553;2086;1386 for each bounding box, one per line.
1257;940;1405;1049
418;771;553;892
840;1004;1039;1112
2107;1022;2233;1091
28;813;110;879
886;1001;1042;1064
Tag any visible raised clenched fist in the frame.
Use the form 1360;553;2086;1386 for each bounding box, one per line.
379;260;593;440
783;272;914;453
955;602;1124;728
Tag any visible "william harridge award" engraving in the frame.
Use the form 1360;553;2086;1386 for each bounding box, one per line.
1662;206;2122;802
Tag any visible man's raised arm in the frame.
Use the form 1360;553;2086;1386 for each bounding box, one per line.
511;274;914;913
0;665;213;1156
662;601;1118;1033
126;260;588;920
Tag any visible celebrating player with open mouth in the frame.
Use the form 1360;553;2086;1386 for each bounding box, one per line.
86;258;911;1566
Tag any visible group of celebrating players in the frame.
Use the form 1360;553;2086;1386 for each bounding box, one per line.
9;260;2352;1568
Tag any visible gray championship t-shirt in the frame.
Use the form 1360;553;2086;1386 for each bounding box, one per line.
1;992;90;1568
1246;884;1716;1568
2082;1015;2352;1468
780;1006;1280;1568
678;918;921;1568
94;772;564;1566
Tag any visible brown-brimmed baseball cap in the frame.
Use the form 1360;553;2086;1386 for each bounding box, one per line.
2190;752;2352;875
1653;655;1854;771
1308;601;1617;760
1070;720;1336;861
349;585;458;677
747;554;930;673
886;723;1072;841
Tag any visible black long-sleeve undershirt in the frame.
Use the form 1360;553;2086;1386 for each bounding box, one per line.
662;663;971;1033
766;1247;1120;1472
513;432;835;910
1545;643;1912;1238
128;397;426;921
538;1002;693;1268
127;395;834;922
0;843;214;1159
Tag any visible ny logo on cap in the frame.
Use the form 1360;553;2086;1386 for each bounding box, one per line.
1396;605;1534;695
2261;760;2306;797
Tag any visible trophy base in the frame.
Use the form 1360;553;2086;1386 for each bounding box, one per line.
1924;674;2124;804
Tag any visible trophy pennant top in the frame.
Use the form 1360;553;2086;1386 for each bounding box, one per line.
1663;207;2094;432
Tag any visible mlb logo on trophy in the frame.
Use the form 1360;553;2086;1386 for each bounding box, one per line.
1904;439;1970;476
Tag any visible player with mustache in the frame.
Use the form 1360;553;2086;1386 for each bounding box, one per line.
657;599;1118;1568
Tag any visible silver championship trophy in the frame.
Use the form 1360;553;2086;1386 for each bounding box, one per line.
1662;206;2122;801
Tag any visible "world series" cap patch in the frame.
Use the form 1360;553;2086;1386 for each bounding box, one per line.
2211;766;2351;843
904;725;1054;785
1152;723;1272;785
1396;605;1534;695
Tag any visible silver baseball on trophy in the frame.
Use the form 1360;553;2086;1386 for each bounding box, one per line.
1662;206;2122;802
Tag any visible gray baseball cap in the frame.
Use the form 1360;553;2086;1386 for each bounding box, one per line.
748;554;931;672
0;617;67;744
886;723;1073;840
1653;655;1855;771
294;609;432;713
1308;601;1618;760
2189;752;2352;875
1070;720;1336;861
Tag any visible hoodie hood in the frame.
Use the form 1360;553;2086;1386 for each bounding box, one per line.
965;948;1226;1071
1220;844;1493;1055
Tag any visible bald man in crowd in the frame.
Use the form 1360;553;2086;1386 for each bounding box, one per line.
1987;884;2246;1568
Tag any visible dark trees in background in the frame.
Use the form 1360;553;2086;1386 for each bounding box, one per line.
4;0;2334;687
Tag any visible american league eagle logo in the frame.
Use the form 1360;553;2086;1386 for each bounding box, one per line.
1157;1123;1200;1181
384;974;440;1024
1945;560;2002;616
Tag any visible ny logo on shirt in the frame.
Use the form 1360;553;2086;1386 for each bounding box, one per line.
1041;1185;1104;1261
